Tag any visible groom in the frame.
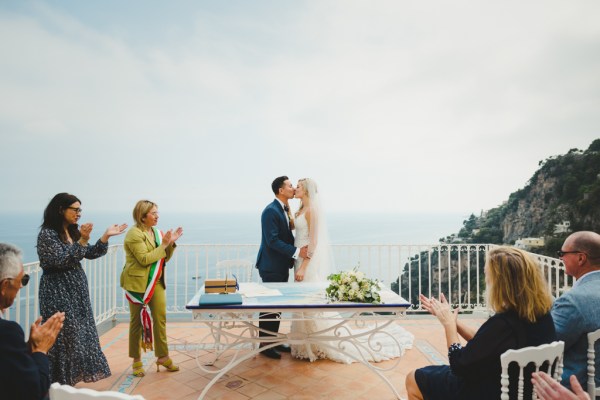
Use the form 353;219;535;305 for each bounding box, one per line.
256;176;308;359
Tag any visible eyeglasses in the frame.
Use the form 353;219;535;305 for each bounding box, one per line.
557;250;586;258
149;212;159;216
5;274;30;287
67;207;83;214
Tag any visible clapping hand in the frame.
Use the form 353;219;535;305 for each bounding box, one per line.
531;372;590;400
162;230;173;246
171;227;183;242
161;227;183;247
79;223;93;241
105;223;128;237
419;293;458;327
29;312;65;354
100;223;127;243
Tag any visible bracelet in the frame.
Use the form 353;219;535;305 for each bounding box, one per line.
448;342;463;357
78;239;89;246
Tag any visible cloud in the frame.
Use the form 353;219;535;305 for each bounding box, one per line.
1;1;599;214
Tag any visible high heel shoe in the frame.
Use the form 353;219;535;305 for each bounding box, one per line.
156;357;179;372
132;361;145;377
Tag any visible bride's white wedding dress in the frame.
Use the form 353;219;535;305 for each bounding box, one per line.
290;213;414;364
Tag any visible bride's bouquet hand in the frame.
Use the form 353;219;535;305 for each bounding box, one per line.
295;267;306;282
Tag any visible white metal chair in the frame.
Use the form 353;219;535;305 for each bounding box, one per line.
215;259;254;282
500;341;565;400
49;383;146;400
588;328;600;399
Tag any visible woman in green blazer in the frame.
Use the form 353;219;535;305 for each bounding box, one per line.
120;200;183;377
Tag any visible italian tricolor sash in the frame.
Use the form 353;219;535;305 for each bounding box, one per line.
125;227;165;351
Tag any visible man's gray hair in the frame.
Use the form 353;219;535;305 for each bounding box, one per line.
0;243;23;282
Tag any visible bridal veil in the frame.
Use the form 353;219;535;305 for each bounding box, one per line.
298;178;334;280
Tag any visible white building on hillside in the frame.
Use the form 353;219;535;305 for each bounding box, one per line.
515;237;545;250
554;221;571;234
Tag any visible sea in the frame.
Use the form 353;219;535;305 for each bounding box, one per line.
0;211;468;263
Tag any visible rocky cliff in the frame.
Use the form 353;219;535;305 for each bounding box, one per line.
453;139;600;249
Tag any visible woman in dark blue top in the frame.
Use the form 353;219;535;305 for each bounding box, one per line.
406;246;557;400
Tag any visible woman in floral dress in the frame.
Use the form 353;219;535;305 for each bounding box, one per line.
37;193;127;385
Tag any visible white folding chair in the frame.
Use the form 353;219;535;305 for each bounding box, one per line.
49;383;146;400
215;259;254;282
588;328;600;399
500;341;564;400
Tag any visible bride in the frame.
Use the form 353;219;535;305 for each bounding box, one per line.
290;178;414;363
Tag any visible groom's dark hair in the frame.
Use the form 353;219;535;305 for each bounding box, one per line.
271;176;289;195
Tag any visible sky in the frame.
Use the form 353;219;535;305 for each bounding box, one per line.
1;0;599;216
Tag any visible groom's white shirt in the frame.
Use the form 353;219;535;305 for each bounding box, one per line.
275;198;299;259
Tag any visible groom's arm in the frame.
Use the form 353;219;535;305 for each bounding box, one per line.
262;209;297;257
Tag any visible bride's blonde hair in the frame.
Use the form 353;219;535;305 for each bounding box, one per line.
296;178;317;217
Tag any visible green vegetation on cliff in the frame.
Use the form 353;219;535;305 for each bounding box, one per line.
446;139;600;255
391;139;599;304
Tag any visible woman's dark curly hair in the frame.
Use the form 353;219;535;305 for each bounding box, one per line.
41;192;81;243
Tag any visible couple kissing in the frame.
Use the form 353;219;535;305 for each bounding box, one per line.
254;175;415;363
255;175;322;359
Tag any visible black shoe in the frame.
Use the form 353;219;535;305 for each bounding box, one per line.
275;344;291;353
260;347;281;359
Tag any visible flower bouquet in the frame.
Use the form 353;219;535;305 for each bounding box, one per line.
325;268;382;304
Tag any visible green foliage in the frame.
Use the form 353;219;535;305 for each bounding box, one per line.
445;139;600;246
471;227;503;244
458;214;478;238
588;139;600;153
392;139;600;306
537;235;570;257
391;246;487;307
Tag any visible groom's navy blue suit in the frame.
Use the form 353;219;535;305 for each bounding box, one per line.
256;199;296;340
256;200;296;278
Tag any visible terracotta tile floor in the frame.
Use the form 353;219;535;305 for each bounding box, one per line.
77;318;486;399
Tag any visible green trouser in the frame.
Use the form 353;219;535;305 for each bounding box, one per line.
128;280;169;359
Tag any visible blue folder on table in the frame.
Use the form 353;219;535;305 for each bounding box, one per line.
199;293;243;306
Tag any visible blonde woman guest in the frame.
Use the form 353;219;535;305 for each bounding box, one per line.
37;193;127;385
120;200;183;377
406;246;557;400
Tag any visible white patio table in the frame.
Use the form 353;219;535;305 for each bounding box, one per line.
186;281;411;399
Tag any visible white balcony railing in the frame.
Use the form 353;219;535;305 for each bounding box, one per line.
6;244;573;332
